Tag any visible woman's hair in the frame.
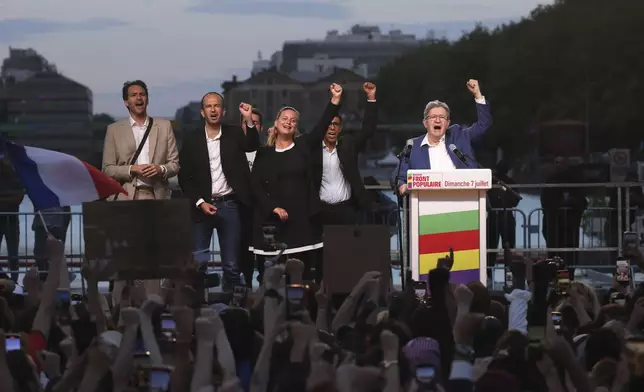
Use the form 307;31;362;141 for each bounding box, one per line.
268;106;300;147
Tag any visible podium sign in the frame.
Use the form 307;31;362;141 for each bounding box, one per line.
407;169;492;285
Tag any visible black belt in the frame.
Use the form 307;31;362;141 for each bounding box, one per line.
322;199;352;207
210;193;237;203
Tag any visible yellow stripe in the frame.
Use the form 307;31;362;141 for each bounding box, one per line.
419;249;480;274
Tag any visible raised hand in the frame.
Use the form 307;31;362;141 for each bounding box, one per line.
330;83;343;104
363;82;376;100
239;102;253;119
466;79;482;99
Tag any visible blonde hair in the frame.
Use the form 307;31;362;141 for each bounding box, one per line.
268;106;300;147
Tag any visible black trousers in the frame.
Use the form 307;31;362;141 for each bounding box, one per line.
239;206;264;288
486;210;516;266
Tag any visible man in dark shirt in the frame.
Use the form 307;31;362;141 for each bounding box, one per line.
0;154;24;282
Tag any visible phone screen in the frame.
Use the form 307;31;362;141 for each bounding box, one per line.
413;281;427;300
286;285;306;315
616;259;630;283
416;366;435;383
149;369;171;391
551;311;562;331
161;318;175;330
5;335;21;351
505;270;513;287
623;232;638;251
56;289;70;304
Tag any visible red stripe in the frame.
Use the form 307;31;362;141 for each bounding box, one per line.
81;161;128;198
419;229;479;254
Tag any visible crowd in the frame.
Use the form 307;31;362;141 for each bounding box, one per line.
0;231;644;392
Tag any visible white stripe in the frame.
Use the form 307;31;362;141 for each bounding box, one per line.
418;190;479;215
249;242;323;256
25;146;98;205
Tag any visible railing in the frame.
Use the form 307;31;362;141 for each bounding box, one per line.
1;182;642;287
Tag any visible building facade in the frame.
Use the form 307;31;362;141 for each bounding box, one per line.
222;67;367;132
0;48;94;161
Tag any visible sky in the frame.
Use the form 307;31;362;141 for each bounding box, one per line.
1;0;553;117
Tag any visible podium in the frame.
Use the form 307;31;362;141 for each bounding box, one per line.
407;169;492;285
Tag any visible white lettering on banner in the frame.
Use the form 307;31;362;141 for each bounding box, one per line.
443;180;490;188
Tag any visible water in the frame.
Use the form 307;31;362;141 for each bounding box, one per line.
3;192;548;257
2;192;623;292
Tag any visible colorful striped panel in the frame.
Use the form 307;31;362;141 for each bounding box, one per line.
419;268;480;285
418;208;480;282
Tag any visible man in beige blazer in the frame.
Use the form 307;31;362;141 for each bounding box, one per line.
102;80;180;305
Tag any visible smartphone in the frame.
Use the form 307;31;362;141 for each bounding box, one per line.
556;270;570;296
413;281;427;300
160;314;176;341
286;284;307;317
610;291;627;306
71;292;84;305
147;365;173;391
416;365;435;384
616;258;631;286
5;334;21;351
505;269;513;288
231;285;248;307
551;311;562;331
623;231;638;252
134;338;150;357
55;289;70;306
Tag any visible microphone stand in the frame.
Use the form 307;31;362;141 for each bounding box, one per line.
394;150;410;290
459;151;522;201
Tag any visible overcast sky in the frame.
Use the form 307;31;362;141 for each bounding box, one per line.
2;0;552;117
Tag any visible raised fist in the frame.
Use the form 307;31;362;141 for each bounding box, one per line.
363;82;376;99
466;79;482;98
330;83;343;97
239;102;253;117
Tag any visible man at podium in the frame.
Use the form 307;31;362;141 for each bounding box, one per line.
392;79;492;195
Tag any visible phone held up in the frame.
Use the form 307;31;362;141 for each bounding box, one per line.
615;257;631;287
286;284;308;319
623;231;638;253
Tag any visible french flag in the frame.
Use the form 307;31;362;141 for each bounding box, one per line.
1;140;127;210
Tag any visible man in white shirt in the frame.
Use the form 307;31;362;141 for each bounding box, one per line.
178;92;259;292
102;80;180;304
393;79;492;195
103;80;180;200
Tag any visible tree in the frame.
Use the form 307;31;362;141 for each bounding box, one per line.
377;0;644;159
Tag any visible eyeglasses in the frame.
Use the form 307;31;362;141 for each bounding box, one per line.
426;115;448;121
329;122;341;127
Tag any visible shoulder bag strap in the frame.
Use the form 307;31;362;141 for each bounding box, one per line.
129;117;154;165
109;117;154;201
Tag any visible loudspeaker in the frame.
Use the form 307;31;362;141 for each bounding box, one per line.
322;225;391;296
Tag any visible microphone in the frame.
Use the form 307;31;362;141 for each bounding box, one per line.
448;144;523;202
448;144;468;165
397;139;413;159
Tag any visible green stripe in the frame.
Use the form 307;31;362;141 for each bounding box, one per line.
419;210;479;235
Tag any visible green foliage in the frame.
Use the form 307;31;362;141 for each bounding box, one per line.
376;0;644;159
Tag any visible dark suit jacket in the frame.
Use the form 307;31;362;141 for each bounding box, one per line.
311;101;378;211
391;102;492;188
251;101;340;219
178;124;259;221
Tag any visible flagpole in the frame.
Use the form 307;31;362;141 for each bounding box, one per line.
36;211;51;237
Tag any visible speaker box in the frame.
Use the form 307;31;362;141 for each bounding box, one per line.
322;225;392;297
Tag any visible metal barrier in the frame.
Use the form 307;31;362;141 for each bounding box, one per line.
1;182;642;284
